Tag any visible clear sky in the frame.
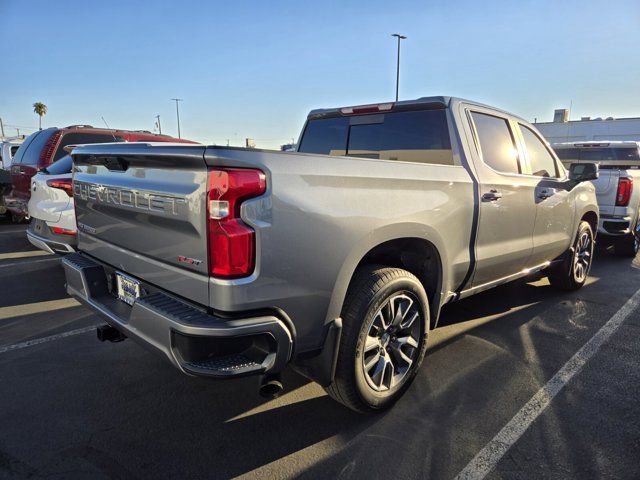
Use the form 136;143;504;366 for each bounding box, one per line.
2;0;639;148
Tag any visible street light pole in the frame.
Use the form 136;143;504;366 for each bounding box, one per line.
391;34;407;102
171;98;183;138
155;115;162;135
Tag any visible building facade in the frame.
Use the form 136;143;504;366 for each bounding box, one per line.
535;109;640;144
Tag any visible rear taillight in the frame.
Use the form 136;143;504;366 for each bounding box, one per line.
616;177;633;206
207;168;266;278
51;226;76;236
39;131;63;166
46;178;73;197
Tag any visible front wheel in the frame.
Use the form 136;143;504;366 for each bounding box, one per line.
548;221;594;291
325;266;429;413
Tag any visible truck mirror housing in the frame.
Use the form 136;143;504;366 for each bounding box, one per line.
569;162;599;182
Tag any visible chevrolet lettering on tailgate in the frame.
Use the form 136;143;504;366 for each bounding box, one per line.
73;181;186;216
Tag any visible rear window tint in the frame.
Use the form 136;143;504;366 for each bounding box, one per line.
13;129;56;165
298;109;454;165
54;132;122;162
45;155;73;175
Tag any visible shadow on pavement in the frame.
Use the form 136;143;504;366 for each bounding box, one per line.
1;242;639;479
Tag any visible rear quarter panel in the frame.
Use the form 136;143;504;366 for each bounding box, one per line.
204;147;474;352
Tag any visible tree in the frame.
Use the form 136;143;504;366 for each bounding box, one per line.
33;102;48;130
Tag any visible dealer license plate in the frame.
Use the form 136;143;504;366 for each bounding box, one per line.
116;272;140;306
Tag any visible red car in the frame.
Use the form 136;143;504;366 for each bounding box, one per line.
6;125;197;220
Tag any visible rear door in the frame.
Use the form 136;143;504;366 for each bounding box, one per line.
464;107;537;287
72;143;210;305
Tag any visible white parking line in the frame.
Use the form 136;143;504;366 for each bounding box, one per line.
0;326;96;355
0;251;51;260
0;298;80;321
454;287;640;480
0;257;59;269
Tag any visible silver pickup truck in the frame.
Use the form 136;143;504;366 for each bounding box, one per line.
62;96;599;412
553;141;640;257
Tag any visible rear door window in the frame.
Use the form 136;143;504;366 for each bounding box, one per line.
54;132;122;161
520;125;559;177
298;109;454;165
471;112;520;174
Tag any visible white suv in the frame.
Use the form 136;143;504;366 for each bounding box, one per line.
26;155;76;253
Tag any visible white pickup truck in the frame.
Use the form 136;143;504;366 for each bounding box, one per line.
554;141;640;256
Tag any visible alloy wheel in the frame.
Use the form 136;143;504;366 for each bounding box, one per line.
361;292;422;392
574;231;592;282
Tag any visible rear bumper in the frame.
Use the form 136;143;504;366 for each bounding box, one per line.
62;252;293;378
598;215;637;237
27;229;76;254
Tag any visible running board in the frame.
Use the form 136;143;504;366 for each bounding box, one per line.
455;261;551;301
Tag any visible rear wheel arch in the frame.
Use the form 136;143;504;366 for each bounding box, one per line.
343;237;443;330
581;210;598;236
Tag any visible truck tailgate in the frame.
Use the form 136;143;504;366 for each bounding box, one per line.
592;169;617;206
72;143;210;305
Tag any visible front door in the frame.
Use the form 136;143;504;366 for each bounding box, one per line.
517;123;575;265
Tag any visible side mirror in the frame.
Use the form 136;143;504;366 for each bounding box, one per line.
569;162;598;182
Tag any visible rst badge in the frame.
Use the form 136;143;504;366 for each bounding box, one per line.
177;255;203;266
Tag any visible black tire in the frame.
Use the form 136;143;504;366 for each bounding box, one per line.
613;232;639;258
548;221;594;291
325;266;429;413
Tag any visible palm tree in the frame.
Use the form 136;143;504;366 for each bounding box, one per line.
33;102;47;130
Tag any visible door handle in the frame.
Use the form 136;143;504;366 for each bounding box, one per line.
537;189;554;200
482;190;502;202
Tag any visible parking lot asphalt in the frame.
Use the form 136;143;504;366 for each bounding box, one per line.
1;218;639;480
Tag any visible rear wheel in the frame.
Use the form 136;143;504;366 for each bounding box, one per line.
548;221;594;291
325;266;429;413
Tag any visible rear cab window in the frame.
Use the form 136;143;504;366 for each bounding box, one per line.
298;109;454;166
554;146;640;168
53;132;123;162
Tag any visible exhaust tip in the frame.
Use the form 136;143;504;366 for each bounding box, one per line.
259;377;283;399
